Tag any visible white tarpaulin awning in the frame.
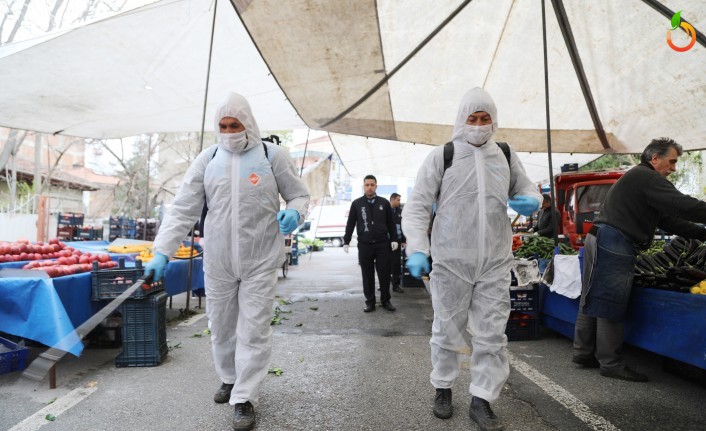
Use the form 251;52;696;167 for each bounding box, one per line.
0;0;304;138
330;133;599;181
0;0;704;180
235;0;706;154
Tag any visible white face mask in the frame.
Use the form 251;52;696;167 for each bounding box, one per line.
217;131;248;153
462;124;494;146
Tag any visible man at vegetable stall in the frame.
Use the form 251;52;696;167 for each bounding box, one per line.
530;194;560;238
573;138;706;383
402;88;541;431
144;92;309;431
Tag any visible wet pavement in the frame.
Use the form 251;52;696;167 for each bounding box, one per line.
1;247;704;430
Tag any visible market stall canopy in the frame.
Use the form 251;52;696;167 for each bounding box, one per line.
0;0;304;138
0;0;703;155
331;134;599;181
235;0;706;153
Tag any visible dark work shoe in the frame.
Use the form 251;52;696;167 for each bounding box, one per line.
433;388;453;419
363;304;376;313
392;285;404;293
214;383;234;403
233;401;255;431
381;302;396;312
469;396;504;431
600;366;648;382
572;355;600;368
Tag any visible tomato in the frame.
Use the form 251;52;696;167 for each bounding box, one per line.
66;256;78;265
0;256;5;263
17;238;29;244
10;246;20;255
48;238;60;245
50;244;60;253
19;253;28;261
19;244;28;253
78;256;90;264
98;254;111;263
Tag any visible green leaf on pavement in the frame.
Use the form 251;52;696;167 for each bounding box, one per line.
45;414;56;421
46;397;57;405
268;367;283;376
309;306;318;311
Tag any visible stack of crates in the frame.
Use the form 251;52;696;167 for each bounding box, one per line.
0;336;29;375
109;216;136;241
506;284;540;341
135;218;158;241
77;226;104;241
90;259;168;367
116;291;168;367
57;212;84;241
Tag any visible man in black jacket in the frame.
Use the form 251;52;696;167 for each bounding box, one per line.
344;175;399;312
533;194;560;238
390;193;406;293
573;138;706;382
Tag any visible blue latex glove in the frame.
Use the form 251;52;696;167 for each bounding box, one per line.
144;253;168;282
508;195;540;217
406;252;430;279
277;209;300;235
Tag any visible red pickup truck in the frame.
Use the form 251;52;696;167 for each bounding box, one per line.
554;168;628;248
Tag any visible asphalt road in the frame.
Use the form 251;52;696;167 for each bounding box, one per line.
1;247;704;430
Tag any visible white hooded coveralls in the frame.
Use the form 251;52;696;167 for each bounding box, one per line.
152;92;309;406
402;88;540;402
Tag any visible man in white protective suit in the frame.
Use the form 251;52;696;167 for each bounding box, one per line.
145;92;309;431
402;88;540;431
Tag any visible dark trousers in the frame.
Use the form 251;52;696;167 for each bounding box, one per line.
390;248;401;287
573;225;635;370
358;242;391;306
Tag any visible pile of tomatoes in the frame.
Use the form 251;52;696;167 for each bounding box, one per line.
0;238;119;278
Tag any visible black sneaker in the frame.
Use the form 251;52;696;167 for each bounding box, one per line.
392;285;404;293
600;366;648;382
233;401;255;431
213;383;234;404
572;355;600;368
433;388;452;419
469;396;504;431
363;304;376;312
381;302;396;312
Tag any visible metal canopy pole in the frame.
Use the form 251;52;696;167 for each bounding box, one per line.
541;0;558;249
550;0;610;151
185;0;218;313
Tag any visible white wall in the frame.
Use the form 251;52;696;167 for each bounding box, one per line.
0;214;58;242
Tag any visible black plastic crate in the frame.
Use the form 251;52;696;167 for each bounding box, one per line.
0;336;29;375
510;288;537;312
506;315;540;341
116;292;168;367
91;259;164;301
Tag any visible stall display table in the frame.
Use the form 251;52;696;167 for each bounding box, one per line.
539;283;706;370
0;258;204;357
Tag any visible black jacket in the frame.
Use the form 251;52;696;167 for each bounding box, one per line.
595;163;706;247
391;206;406;243
536;206;560;238
344;196;398;245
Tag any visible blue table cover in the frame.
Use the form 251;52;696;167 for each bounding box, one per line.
539;284;706;370
0;278;83;356
0;258;204;357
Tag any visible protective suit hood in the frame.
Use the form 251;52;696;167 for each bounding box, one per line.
214;92;262;153
451;87;498;144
